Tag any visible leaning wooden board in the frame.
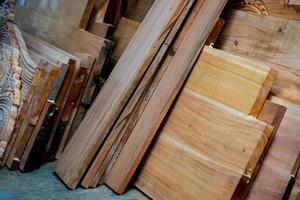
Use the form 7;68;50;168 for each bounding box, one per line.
135;90;273;200
216;10;300;104
54;0;191;189
104;1;240;194
247;96;300;200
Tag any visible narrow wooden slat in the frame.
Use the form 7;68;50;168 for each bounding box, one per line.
232;100;287;199
54;0;189;189
248;96;300;200
105;0;228;194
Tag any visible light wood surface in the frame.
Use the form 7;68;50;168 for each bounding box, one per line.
216;10;300;104
54;0;189;189
247;96;300;200
186;47;276;116
105;0;229;194
135;89;272;200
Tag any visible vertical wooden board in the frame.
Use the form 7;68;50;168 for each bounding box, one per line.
289;179;300;200
186;46;276;116
232;100;287;199
54;0;189;189
105;0;229;194
247;96;300;200
216;10;300;104
135;90;272;200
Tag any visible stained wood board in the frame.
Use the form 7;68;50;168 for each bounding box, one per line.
54;0;191;189
81;0;199;188
5;55;59;169
247;96;300;200
233;100;287;199
135;89;272;200
104;0;229;194
216;10;300;104
288;0;300;6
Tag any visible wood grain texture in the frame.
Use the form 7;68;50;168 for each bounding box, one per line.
233;100;287;199
247;96;300;200
81;0;198;188
1;68;42;166
105;0;228;194
186;46;276;116
135;89;272;200
216;10;300;104
54;0;189;189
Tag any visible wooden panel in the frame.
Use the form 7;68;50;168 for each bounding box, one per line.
135;89;272;200
111;17;140;62
289;179;300;200
54;0;189;189
15;5;109;58
216;10;300;104
105;0;229;194
233;100;287;199
186;47;276;116
247;96;300;200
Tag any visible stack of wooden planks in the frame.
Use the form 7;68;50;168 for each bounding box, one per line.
54;0;229;193
1;0;300;199
0;0;114;171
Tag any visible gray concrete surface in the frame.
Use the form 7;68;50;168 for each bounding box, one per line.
0;163;146;200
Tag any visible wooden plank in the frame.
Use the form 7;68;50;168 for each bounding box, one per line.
6;64;59;169
185;47;276;116
15;5;109;58
81;0;199;188
247;96;300;200
54;0;189;189
1;68;42;166
124;0;155;22
205;18;225;45
88;22;114;38
105;0;229;194
289;179;300;200
111;17;140;63
54;67;90;159
135;90;272;200
233;100;287;199
216;10;300;104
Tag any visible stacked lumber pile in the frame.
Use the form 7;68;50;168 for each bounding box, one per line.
0;0;114;171
1;0;300;199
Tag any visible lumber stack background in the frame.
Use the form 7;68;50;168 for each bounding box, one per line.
0;0;299;200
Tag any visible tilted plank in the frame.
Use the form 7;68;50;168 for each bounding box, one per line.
54;0;189;189
105;0;228;194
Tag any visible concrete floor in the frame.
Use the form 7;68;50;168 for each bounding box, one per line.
0;163;146;200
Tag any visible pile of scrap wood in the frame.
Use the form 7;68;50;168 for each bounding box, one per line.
0;0;300;199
